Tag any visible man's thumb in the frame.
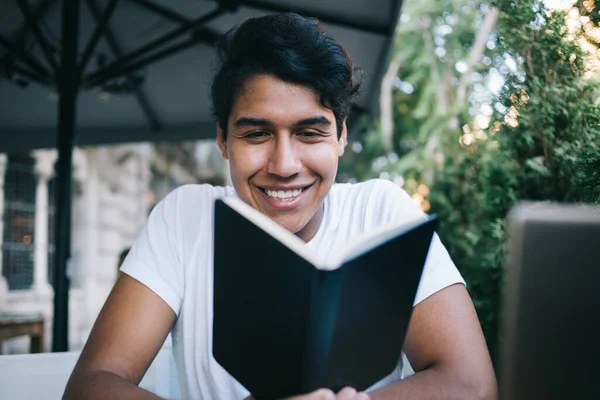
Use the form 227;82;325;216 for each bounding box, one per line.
309;389;335;400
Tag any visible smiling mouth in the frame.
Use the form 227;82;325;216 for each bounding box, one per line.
258;184;312;201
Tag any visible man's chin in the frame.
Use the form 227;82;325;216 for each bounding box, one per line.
268;214;307;234
277;220;306;235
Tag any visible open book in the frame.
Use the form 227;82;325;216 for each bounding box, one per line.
212;197;438;400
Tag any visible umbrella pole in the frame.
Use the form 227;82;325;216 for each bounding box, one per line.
52;0;80;353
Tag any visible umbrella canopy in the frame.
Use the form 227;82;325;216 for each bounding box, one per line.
0;0;403;351
1;0;403;151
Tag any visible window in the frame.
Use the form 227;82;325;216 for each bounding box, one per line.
2;154;36;290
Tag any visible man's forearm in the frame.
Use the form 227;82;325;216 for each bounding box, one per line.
369;365;497;400
63;370;163;400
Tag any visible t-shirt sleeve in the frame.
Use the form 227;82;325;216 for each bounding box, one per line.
120;188;184;315
374;180;465;306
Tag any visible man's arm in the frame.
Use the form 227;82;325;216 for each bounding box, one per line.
370;284;498;400
63;273;176;399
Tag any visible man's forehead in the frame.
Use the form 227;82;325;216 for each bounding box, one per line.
228;74;335;126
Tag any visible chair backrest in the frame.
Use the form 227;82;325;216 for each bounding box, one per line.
0;348;180;399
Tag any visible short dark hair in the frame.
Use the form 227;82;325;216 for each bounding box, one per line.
210;13;363;138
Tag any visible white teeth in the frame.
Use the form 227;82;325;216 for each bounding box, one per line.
265;188;304;200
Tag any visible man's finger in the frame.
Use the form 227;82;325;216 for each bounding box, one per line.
284;388;336;400
336;387;357;400
309;388;336;400
335;387;370;400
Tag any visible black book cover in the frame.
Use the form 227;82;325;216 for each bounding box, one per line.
213;198;437;399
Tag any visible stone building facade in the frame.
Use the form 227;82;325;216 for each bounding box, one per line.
0;141;225;353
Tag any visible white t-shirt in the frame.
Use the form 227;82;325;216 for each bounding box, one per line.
121;179;465;399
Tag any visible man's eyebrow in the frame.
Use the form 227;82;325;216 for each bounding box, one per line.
233;117;274;128
293;116;332;127
232;116;332;128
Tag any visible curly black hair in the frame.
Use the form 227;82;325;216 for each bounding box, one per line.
211;12;363;138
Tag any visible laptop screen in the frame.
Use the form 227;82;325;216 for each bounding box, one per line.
500;203;600;400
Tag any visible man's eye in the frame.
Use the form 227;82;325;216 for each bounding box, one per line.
245;131;268;139
299;131;321;138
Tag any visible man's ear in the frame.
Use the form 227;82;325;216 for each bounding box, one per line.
216;123;229;160
338;120;348;157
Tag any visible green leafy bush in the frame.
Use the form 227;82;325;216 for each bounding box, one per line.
430;0;600;364
340;0;600;366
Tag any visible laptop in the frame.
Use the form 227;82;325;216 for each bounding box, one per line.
500;202;600;400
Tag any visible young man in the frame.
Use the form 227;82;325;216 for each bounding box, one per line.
64;13;497;400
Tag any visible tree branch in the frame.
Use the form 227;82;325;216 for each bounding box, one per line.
379;50;403;152
456;7;500;106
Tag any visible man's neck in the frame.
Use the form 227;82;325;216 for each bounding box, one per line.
295;203;325;243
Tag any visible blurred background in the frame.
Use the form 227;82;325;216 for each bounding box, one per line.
0;0;598;373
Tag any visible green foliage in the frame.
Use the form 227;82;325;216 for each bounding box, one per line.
431;0;600;364
340;0;494;182
341;0;600;367
575;0;600;48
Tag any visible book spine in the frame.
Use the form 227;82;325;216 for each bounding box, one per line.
302;269;344;393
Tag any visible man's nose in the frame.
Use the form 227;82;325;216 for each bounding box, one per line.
266;136;302;178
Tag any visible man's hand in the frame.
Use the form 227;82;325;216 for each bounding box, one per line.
332;387;370;400
245;387;370;400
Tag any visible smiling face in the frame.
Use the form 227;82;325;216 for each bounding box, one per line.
217;74;346;242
